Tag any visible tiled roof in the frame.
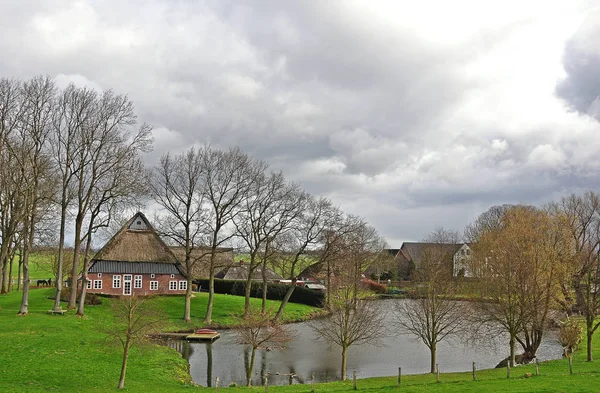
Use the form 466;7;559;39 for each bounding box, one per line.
89;260;184;275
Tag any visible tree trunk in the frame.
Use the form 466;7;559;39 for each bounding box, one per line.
77;232;95;316
430;343;437;373
8;252;14;292
341;346;348;381
183;276;192;323
509;335;516;367
205;255;216;323
274;280;296;322
68;215;84;309
244;275;253;316
1;256;7;294
587;328;593;362
247;347;257;387
53;199;68;312
17;251;22;291
118;343;130;389
18;236;31;315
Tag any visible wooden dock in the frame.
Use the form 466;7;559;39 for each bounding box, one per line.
151;330;220;342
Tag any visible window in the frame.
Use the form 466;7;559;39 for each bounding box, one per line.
87;280;92;289
123;274;132;281
134;275;142;289
150;281;158;290
169;281;177;290
170;274;174;279
151;274;155;279
179;280;187;290
93;280;102;289
112;275;121;289
98;273;102;278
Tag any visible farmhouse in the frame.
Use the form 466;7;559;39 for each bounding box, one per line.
399;242;472;278
86;212;187;296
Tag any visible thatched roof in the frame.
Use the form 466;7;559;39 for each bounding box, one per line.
171;247;235;279
92;212;180;264
215;262;282;281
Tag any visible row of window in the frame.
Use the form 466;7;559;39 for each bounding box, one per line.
87;277;187;291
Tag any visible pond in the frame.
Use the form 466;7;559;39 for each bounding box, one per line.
166;299;563;387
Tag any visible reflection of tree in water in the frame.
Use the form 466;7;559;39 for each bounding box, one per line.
206;343;212;387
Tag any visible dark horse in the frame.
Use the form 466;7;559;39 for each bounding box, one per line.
36;279;48;286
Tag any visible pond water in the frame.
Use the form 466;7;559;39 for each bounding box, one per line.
166;299;563;387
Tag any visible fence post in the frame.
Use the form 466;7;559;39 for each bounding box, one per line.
353;370;357;390
215;377;219;393
535;358;539;376
311;373;315;392
264;375;268;393
397;367;401;387
436;364;440;383
472;362;476;381
507;361;510;379
569;356;573;375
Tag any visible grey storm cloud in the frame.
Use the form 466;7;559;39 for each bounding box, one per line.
556;9;600;118
0;0;599;245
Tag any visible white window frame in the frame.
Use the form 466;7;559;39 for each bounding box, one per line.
112;275;121;289
169;281;177;290
151;274;155;279
134;275;142;289
170;274;174;279
93;280;102;289
87;279;92;289
179;280;187;290
98;273;102;278
150;281;158;290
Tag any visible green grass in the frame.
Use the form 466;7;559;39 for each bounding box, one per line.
2;289;600;393
0;288;316;392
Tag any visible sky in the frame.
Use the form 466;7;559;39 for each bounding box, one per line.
1;0;599;247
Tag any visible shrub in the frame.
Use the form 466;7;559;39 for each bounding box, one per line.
360;278;387;294
194;279;324;308
59;288;102;306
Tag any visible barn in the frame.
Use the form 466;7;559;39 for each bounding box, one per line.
86;212;187;296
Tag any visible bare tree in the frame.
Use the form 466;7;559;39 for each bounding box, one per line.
102;296;166;389
310;286;386;380
234;306;294;387
395;228;468;373
152;148;205;323
67;89;152;310
233;171;302;315
201;147;262;323
553;191;600;361
273;196;334;321
15;76;56;315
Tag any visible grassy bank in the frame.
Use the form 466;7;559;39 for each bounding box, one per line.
0;288;316;392
1;288;600;392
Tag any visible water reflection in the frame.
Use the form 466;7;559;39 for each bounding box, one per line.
165;299;563;387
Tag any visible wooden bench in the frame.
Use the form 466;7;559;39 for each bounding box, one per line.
47;309;66;316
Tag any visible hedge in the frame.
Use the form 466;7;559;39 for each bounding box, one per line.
194;279;324;308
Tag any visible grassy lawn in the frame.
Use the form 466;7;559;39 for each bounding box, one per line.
2;288;600;393
0;288;316;393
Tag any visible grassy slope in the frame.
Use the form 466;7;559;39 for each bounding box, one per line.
0;288;316;393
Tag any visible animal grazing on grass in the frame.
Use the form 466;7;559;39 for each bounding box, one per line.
36;279;48;287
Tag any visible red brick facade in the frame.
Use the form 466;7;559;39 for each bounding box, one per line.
86;272;187;296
